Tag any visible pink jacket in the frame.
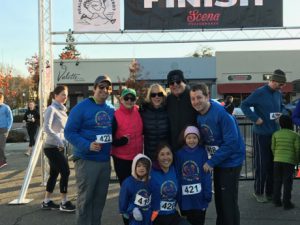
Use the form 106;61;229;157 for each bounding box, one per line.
111;104;143;160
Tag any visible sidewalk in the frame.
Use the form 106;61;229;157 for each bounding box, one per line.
1;143;300;225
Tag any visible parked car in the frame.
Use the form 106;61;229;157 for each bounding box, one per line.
12;108;27;116
233;106;254;119
284;98;299;114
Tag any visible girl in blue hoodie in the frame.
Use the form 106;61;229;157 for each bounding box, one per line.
175;126;212;225
119;154;152;225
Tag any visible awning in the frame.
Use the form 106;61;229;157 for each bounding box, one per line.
217;83;293;94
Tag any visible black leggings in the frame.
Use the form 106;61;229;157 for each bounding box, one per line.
44;147;70;194
181;209;206;225
26;124;38;147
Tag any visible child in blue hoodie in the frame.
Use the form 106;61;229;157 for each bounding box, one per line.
119;154;152;225
175;126;212;225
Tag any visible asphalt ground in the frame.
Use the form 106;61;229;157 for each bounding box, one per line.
1;142;300;225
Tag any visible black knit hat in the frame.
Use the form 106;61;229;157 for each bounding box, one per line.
167;69;186;84
270;69;286;83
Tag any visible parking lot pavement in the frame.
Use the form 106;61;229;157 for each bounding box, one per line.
1;143;300;225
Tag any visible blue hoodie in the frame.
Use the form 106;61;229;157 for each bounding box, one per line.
196;100;245;168
175;145;212;211
64;98;114;162
241;84;284;135
119;154;152;225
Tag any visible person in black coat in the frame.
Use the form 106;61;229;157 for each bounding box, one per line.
23;101;40;156
140;84;170;161
224;95;235;114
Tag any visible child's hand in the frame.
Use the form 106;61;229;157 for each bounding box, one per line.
203;162;213;173
151;210;159;221
133;207;143;221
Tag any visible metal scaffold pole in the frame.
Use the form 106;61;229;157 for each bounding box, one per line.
9;0;53;205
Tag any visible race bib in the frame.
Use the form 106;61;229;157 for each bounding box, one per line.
205;145;219;155
160;201;176;211
134;194;151;207
182;183;201;195
96;134;112;143
270;112;281;120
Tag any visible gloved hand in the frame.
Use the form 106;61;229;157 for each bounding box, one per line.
133;207;143;221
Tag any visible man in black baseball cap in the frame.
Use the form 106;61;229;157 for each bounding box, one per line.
166;69;197;151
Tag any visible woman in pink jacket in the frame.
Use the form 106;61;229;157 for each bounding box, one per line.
112;88;143;225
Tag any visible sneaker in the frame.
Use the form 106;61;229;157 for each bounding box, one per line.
41;200;59;210
283;202;295;210
0;161;7;169
60;201;76;212
253;193;267;203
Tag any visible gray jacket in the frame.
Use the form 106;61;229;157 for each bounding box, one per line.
43;100;68;148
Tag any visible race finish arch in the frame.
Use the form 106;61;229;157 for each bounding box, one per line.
10;0;300;204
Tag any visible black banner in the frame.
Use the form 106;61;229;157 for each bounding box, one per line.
124;0;283;30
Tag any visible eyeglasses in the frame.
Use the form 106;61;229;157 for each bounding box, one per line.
123;96;136;102
169;80;182;86
150;92;164;98
98;84;111;90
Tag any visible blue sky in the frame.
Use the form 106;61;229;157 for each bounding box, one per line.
1;0;300;76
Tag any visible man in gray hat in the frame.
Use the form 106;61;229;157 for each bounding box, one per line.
0;89;13;169
64;74;114;225
241;69;287;204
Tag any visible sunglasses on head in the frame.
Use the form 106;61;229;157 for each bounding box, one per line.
169;80;182;86
150;92;164;98
123;95;136;102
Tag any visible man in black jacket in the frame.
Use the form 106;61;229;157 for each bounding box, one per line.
166;69;197;152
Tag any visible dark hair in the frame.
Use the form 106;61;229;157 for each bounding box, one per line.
225;95;233;104
154;141;173;161
136;157;151;181
190;83;209;97
47;85;68;106
279;115;293;130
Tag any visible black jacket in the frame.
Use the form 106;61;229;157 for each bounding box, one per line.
166;88;197;151
140;103;170;161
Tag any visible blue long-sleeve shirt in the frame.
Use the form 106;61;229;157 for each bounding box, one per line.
197;101;245;168
175;145;212;211
64;98;114;162
119;176;152;225
0;103;13;130
149;165;179;216
292;100;300;126
241;84;284;135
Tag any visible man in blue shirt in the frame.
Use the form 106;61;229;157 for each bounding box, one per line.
241;69;286;203
0;89;13;169
190;83;245;225
64;75;114;225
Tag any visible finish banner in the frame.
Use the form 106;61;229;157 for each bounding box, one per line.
124;0;283;30
73;0;120;32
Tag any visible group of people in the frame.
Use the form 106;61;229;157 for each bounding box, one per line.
37;69;246;225
241;69;300;210
1;67;300;225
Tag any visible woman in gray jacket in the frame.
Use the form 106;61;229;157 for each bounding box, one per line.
41;85;75;212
